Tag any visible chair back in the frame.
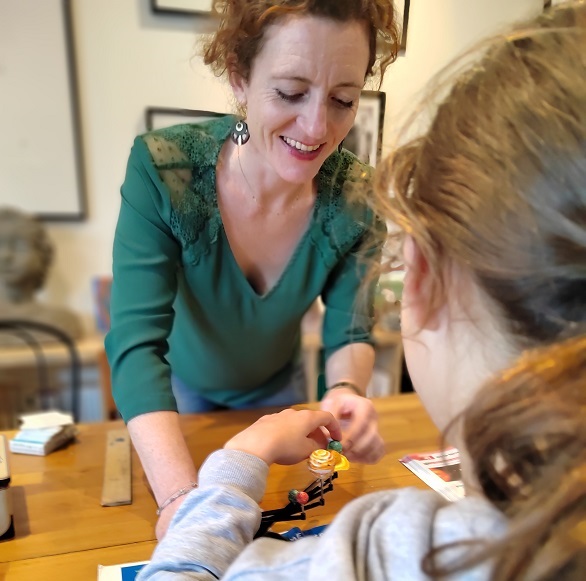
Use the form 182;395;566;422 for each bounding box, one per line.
0;320;81;428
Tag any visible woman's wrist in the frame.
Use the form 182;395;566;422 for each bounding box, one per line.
156;481;198;515
327;381;364;397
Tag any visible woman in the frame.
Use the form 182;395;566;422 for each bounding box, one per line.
136;2;586;579
106;0;400;538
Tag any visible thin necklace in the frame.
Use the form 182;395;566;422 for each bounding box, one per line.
237;146;259;204
236;146;302;214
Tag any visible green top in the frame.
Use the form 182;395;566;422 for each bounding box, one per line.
106;115;382;422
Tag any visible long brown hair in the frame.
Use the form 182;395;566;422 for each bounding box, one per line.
374;1;586;579
457;335;586;580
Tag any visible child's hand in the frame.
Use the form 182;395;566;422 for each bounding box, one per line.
224;409;342;466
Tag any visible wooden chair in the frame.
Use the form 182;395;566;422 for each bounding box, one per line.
0;319;82;428
97;349;119;420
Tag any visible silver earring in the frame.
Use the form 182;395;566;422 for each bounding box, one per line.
231;120;250;146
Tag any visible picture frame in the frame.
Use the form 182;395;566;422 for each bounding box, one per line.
151;0;213;16
543;0;564;8
398;0;410;53
344;91;386;167
0;0;87;220
145;107;225;131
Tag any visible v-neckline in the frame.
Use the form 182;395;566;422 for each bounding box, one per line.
223;209;321;300
217;183;321;301
211;136;324;299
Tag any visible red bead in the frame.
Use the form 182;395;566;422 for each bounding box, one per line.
296;491;309;505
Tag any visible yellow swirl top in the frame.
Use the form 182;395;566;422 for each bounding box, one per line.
307;449;336;476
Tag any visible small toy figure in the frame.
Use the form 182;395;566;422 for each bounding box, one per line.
256;440;350;538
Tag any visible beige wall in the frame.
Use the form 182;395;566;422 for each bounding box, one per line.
38;0;542;332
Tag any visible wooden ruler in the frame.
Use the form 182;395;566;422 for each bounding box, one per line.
100;429;132;506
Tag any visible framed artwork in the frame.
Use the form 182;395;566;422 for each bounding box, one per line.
398;0;410;53
344;91;386;167
151;0;213;15
0;0;87;220
543;0;564;8
145;107;225;131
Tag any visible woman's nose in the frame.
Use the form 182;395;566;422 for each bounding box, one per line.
299;100;328;142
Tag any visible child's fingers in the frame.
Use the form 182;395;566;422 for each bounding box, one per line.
302;410;343;442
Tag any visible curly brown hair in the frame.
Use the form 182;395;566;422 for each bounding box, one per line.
203;0;400;87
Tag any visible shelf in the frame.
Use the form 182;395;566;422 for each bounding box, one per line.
0;334;105;369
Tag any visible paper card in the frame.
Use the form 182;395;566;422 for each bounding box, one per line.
19;411;74;430
97;561;148;581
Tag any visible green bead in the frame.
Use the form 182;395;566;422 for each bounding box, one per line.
288;489;299;503
328;440;343;453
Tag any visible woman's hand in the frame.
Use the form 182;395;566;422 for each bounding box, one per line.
320;388;385;464
224;409;342;466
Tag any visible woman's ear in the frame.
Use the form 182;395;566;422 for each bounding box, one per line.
229;68;248;111
402;235;443;331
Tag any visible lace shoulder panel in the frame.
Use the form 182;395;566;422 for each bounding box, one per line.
140;117;234;260
312;151;377;263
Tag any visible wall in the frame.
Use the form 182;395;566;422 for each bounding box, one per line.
39;0;542;332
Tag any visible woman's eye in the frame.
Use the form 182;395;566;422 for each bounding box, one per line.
276;90;304;103
334;98;354;109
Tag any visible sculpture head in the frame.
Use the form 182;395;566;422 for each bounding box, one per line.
0;208;54;302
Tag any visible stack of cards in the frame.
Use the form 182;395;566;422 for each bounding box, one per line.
9;411;77;456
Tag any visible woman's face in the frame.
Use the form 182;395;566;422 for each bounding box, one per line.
232;15;370;185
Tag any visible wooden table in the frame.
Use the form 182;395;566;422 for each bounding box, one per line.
0;393;439;580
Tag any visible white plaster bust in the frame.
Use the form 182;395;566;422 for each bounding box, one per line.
0;208;82;345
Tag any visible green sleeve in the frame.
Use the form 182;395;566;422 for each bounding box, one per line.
321;221;385;360
105;138;181;422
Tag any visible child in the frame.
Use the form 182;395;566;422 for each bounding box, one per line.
138;2;585;579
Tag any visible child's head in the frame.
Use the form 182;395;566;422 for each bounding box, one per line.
375;3;585;578
376;1;586;428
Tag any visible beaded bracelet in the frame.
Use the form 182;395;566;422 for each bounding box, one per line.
327;381;364;396
156;481;198;516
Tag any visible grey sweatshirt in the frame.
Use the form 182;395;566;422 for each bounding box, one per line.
137;450;507;580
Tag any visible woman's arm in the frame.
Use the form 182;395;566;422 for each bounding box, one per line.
325;341;375;394
108;138;191;535
321;343;384;464
319;209;386;464
127;412;198;539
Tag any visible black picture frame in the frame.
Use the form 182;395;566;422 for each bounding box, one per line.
399;0;410;53
0;0;87;221
145;107;225;131
344;91;386;167
151;0;213;16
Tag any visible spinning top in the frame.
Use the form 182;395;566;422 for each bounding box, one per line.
307;449;336;478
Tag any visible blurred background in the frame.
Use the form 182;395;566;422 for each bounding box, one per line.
0;0;546;422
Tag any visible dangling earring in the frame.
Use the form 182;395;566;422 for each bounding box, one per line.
338;140;344;154
231;120;250;146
